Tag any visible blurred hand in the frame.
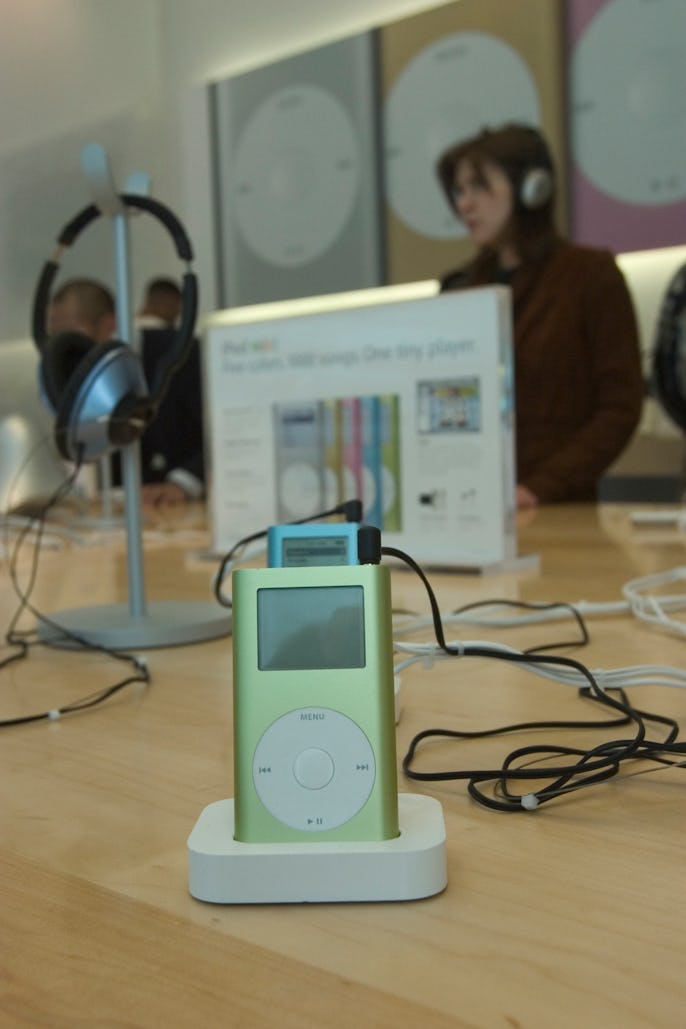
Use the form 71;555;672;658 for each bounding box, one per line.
516;483;539;510
141;481;187;508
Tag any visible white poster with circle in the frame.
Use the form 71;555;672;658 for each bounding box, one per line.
211;31;383;308
379;0;567;285
568;0;686;250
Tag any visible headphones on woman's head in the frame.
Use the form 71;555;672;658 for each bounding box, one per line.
437;123;555;217
512;125;554;210
32;193;198;464
652;261;686;431
518;165;554;209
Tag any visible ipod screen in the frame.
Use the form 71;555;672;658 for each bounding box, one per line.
257;585;365;670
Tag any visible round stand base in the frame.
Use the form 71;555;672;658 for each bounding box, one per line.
37;600;231;649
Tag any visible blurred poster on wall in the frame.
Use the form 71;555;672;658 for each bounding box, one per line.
380;0;566;285
568;0;686;251
211;32;383;308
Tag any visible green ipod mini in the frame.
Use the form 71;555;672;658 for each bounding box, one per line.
232;563;399;844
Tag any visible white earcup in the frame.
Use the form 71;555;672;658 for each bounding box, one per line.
520;167;553;209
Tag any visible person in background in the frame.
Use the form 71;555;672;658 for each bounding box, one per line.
48;278;204;506
135;277;183;330
48;278;116;344
436;123;644;509
133;276;204;505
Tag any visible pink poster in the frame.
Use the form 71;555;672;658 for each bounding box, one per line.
567;0;686;251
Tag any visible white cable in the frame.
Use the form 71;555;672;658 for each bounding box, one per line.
392;565;686;642
623;566;686;638
1;514;89;545
392;637;686;691
392;599;629;636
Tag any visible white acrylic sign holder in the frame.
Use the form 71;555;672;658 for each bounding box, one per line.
203;284;529;572
188;793;447;904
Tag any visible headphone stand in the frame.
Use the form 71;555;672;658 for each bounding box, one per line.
64;458;126;532
38;144;230;650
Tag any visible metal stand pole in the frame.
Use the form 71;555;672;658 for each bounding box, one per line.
39;144;231;648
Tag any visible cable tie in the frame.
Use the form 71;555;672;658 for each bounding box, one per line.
47;709;61;721
520;793;539;811
421;653;435;670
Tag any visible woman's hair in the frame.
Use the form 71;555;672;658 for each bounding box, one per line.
436;123;558;272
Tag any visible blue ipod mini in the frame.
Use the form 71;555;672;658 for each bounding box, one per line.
267;522;359;568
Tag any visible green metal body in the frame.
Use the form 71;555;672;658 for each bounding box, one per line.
232;563;399;843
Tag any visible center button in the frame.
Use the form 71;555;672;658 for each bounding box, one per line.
293;747;335;790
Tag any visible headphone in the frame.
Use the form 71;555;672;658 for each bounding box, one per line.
517;164;553;210
438;123;554;215
32;193;198;464
651;261;686;431
512;126;554;210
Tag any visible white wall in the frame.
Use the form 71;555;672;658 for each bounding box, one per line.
0;0;440;342
159;0;441;84
0;0;166;340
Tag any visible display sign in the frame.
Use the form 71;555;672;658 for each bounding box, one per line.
203;285;517;568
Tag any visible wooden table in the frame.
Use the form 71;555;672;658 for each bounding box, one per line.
2;503;685;1028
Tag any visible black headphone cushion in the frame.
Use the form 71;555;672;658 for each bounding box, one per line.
54;339;125;444
41;331;101;411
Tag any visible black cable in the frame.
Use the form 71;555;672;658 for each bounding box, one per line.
3;453;83;652
0;669;149;728
448;597;590;652
1;449;151;728
402;676;683;812
383;544;683;811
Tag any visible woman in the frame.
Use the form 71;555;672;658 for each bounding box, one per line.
436;123;644;508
